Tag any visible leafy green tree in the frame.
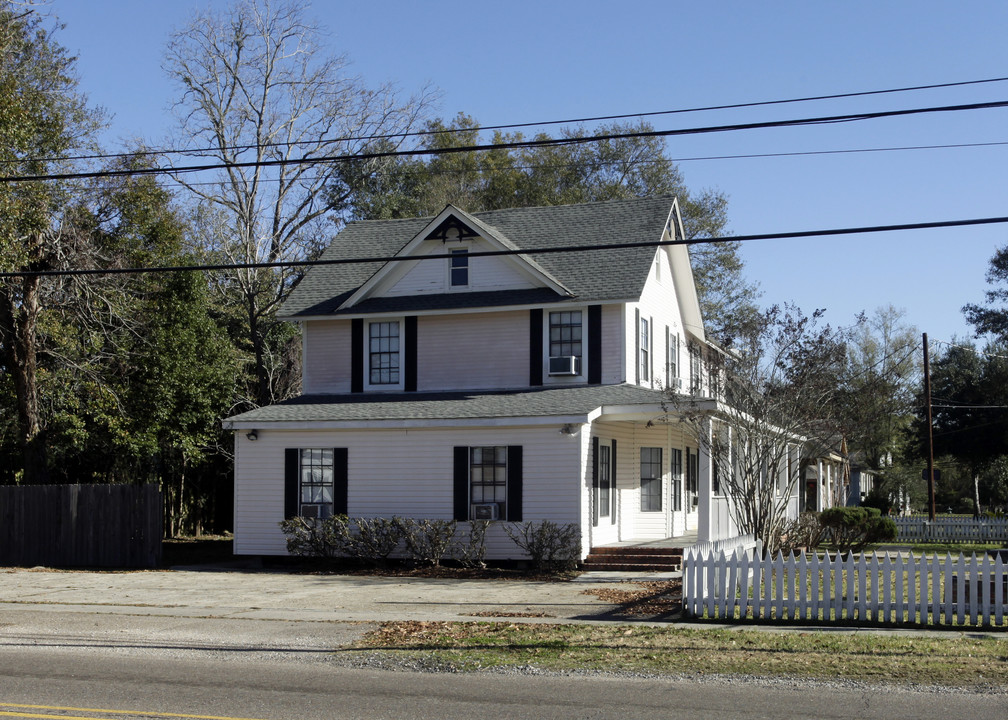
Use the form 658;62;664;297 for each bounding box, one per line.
340;113;759;340
0;5;103;483
915;341;1008;514
963;244;1008;339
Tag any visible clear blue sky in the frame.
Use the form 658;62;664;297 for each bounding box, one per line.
47;0;1008;346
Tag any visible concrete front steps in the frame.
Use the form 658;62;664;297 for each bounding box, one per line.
582;545;683;572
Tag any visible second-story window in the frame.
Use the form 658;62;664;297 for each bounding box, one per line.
369;321;400;385
689;342;702;394
549;310;582;375
640;317;649;382
450;248;469;287
667;331;679;387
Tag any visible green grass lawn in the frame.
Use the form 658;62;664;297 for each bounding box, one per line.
350;621;1008;687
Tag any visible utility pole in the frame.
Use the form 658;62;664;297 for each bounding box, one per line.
923;333;937;521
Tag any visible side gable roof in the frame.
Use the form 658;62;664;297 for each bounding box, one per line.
279;195;677;318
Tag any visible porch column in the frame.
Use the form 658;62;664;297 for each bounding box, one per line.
697;419;714;542
817;459;825;511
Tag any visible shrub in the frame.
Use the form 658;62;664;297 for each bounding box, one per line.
454;520;490;569
503;520;580;573
279;515;351;558
771;512;827;554
347;517;403;563
820;506;897;553
396;518;457;566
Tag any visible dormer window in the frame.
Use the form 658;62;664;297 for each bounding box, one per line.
450;248;469;287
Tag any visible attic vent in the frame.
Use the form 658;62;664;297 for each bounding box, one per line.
427;216;478;242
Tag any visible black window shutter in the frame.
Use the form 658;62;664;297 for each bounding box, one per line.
507;445;523;522
404;315;418;392
529;309;543;386
351;318;364;393
284;448;300;519
591;436;599;527
587;305;602;385
634;308;640;384
611;439;618;524
453;446;470;521
333;447;349;516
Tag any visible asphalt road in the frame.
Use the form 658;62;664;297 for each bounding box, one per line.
1;645;1005;720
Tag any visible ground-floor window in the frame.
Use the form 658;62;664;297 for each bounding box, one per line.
670;448;683;511
686;447;698;509
299;448;334;519
470;446;507;518
640;447;662;512
598;443;612;518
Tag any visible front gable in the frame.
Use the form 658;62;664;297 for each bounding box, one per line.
340;205;572;311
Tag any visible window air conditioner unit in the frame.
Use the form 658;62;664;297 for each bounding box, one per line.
471;503;500;520
548;355;580;376
668;377;683;392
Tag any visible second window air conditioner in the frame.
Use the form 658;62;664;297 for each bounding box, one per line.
471;503;500;520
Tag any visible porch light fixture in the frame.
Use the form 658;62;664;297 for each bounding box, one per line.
560;424;575;435
246;430;258;441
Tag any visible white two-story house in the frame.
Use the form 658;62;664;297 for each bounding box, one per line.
224;196;769;559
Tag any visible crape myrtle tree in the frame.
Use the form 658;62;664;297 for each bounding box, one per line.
668;306;847;551
164;0;436;409
337;113;760;342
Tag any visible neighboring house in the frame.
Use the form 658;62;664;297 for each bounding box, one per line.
224;196;788;559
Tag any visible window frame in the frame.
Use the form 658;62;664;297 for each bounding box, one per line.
469;445;508;518
365;318;403;390
670;447;683;511
543;307;587;382
449;247;469;288
640;446;662;512
640;317;650;382
298;448;335;519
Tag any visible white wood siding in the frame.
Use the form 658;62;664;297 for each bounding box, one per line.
629;249;689;391
233;424;584;559
302;319;352;394
601;304;626;384
381;239;538;297
417;311;528;391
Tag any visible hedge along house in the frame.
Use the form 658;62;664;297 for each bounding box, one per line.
224;196;772;559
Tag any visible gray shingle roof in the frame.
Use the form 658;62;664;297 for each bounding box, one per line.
280;196;674;318
225;383;668;424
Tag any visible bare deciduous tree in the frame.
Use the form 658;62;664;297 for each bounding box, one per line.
164;0;435;407
669;306;847;550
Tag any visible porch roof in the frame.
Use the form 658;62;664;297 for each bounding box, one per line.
224;383;671;427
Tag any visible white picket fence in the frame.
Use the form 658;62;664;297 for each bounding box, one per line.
893;516;1008;543
683;548;1008;627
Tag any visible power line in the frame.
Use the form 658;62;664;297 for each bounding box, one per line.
10;75;1008;167
6;98;1008;184
3;214;1007;280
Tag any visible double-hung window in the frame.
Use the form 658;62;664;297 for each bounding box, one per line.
450;248;469;287
299;449;334;519
640;447;662;512
470;446;507;518
667;332;679;387
369;321;400;385
548;310;582;375
686;447;699;508
670;448;683;511
640;317;650;382
598;443;611;518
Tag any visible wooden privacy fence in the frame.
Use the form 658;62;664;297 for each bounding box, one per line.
0;484;161;568
683;548;1008;627
892;516;1008;543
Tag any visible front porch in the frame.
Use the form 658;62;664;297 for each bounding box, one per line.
582;531;698;572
